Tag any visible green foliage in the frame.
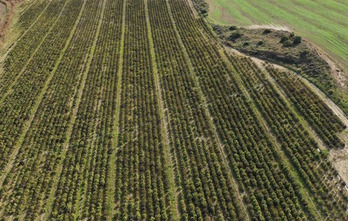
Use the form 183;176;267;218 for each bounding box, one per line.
257;40;264;46
228;31;242;41
283;39;292;47
280;36;289;43
293;36;302;44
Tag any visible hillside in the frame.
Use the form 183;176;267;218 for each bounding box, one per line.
0;0;347;220
201;0;348;117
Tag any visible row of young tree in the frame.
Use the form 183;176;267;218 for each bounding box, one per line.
167;0;322;219
49;0;121;219
113;0;174;219
148;0;246;219
0;0;347;219
266;65;346;148
0;0;103;219
232;56;348;220
0;0;68;172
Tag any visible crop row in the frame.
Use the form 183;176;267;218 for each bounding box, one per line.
265;65;346;148
0;0;104;219
231;56;348;220
17;0;51;31
0;0;66;96
148;0;246;219
113;0;174;219
50;0;124;218
0;0;77;172
167;0;318;219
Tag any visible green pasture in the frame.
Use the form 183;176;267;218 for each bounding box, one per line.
206;0;348;72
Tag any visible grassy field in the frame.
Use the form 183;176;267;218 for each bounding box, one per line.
0;0;347;219
205;0;348;72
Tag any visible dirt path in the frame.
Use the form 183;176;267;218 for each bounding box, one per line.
245;24;291;32
0;0;18;43
226;46;348;185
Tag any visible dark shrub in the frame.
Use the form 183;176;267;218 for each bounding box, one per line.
280;36;288;43
263;29;271;34
283;40;292;47
229;25;238;30
257;41;264;46
293;36;302;44
228;31;242;41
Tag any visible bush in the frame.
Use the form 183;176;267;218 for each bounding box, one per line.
293;36;302;44
280;36;288;43
263;29;271;34
283;40;292;47
228;31;242;41
229;25;238;30
257;41;264;46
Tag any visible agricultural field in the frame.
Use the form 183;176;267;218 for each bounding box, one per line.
204;0;348;71
203;0;348;115
0;0;347;220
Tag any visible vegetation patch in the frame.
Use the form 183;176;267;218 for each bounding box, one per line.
213;25;348;115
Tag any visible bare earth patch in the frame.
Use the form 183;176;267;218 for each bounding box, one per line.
0;0;18;44
307;43;347;90
245;24;291;32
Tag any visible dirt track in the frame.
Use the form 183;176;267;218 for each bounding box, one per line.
0;0;17;43
226;45;348;185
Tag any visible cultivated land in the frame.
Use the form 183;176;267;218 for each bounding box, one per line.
204;0;348;73
0;0;347;220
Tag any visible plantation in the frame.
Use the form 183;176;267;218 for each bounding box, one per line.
0;0;347;220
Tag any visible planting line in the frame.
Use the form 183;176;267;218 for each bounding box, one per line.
165;0;250;218
42;0;107;218
0;0;75;189
144;0;180;218
0;0;67;104
107;0;126;218
1;0;54;61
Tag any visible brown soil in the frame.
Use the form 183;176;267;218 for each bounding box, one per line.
307;43;347;91
0;0;18;44
246;24;291;32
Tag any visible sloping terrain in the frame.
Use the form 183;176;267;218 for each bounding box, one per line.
204;0;348;72
0;0;347;220
203;0;348;117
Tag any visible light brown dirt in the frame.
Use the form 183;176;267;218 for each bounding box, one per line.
307;42;347;91
245;24;291;32
0;0;18;44
185;0;198;17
